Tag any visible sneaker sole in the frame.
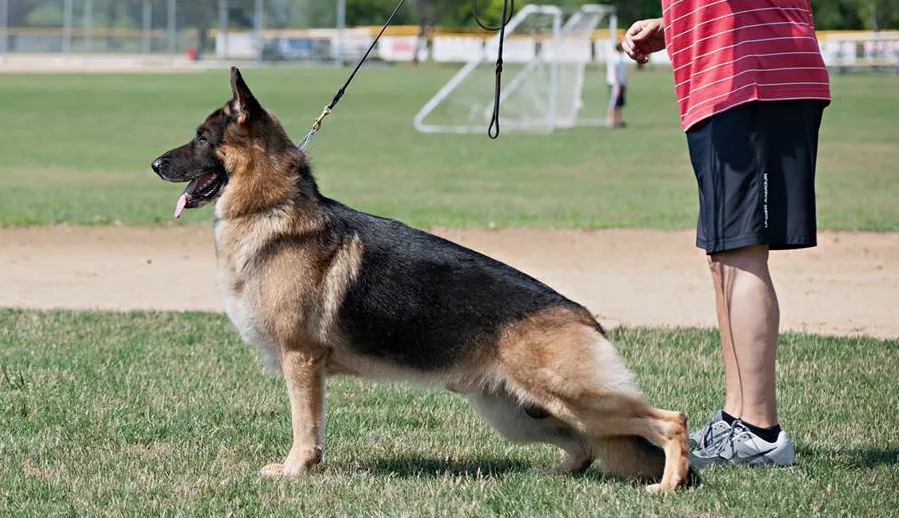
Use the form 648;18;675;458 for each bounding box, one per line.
689;453;796;468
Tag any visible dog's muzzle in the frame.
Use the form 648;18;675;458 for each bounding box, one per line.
151;157;168;179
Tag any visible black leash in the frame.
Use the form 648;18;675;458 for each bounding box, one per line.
299;0;407;151
473;0;515;139
299;0;515;149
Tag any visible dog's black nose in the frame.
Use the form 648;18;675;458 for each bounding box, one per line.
151;158;164;173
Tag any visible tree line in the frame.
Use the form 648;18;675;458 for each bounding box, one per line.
7;0;897;31
355;0;895;31
5;0;896;56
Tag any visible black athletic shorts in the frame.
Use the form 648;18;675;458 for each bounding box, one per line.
686;99;827;254
608;85;626;108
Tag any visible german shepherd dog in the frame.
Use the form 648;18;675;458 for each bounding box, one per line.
151;67;693;491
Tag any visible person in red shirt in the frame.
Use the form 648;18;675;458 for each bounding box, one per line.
623;1;830;468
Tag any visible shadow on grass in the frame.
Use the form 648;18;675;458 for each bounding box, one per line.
336;452;706;488
336;454;616;482
798;446;899;468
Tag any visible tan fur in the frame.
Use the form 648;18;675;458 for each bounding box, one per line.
479;307;691;490
592;436;666;482
214;143;302;221
193;68;694;489
497;307;640;400
260;347;327;476
209;103;376;476
313;235;363;344
469;388;595;474
214;193;691;488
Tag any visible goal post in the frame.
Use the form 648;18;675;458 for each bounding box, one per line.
551;4;619;128
413;4;617;135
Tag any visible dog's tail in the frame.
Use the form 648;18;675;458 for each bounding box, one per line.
592;436;700;487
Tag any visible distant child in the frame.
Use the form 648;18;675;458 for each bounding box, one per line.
606;42;628;128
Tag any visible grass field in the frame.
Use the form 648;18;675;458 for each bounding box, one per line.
2;309;897;516
2;63;898;516
0;66;897;230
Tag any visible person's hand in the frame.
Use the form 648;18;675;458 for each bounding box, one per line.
622;18;666;64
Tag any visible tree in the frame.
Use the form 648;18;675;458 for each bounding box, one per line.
346;0;416;26
811;0;865;30
606;0;661;26
8;0;42;26
408;0;471;64
181;1;221;55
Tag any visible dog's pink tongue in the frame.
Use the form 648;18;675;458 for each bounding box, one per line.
174;193;188;219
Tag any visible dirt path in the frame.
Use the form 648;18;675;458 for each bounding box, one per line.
1;226;896;339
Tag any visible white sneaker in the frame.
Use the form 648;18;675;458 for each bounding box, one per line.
689;410;733;450
689;420;796;468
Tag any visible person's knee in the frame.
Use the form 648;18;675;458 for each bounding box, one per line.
707;246;772;284
708;245;769;270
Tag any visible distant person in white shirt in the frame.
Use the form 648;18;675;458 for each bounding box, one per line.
606;42;628;128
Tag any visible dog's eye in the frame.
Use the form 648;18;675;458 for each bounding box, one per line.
195;135;207;144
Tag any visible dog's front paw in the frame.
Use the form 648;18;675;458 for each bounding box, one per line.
260;462;287;477
645;482;679;493
261;446;323;477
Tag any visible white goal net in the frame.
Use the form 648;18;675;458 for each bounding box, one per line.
413;4;617;134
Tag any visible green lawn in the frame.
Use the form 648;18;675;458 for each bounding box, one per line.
2;66;897;516
0;66;897;229
1;309;897;516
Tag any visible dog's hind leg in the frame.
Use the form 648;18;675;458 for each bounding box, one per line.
531;391;690;490
591;435;666;482
498;310;691;490
584;409;693;492
469;389;595;474
592;436;701;487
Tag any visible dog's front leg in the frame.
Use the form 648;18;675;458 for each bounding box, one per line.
261;347;326;477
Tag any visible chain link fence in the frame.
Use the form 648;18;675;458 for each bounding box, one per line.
0;0;355;67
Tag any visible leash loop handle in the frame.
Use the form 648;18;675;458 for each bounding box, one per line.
473;0;514;139
300;0;513;148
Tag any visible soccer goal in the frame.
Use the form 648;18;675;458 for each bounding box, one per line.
413;4;617;134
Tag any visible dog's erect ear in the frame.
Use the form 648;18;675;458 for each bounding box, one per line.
229;66;261;124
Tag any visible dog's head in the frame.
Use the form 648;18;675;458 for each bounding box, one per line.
151;67;291;218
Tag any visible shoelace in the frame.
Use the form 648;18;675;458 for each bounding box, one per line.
698;421;716;446
730;421;752;440
698;417;730;447
713;421;753;456
696;420;746;457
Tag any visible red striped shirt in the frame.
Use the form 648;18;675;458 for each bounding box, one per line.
661;0;831;131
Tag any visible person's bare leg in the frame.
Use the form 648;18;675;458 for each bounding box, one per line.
708;245;779;427
708;256;742;418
